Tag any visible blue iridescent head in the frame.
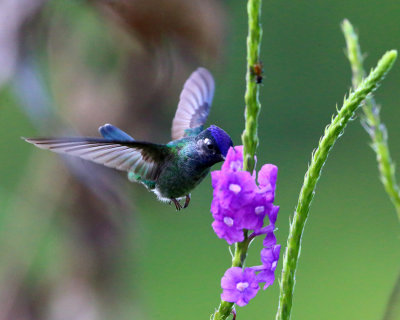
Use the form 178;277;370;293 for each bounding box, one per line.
207;125;233;157
197;125;233;165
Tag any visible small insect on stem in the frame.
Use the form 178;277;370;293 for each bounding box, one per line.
250;62;264;84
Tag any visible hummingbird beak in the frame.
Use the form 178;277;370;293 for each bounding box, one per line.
220;154;226;161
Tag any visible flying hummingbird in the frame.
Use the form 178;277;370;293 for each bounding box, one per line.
25;68;233;210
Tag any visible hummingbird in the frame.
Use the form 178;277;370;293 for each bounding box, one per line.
25;68;233;210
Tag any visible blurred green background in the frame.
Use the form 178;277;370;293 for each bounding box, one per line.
1;0;399;319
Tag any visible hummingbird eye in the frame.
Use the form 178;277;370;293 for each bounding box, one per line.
204;138;214;150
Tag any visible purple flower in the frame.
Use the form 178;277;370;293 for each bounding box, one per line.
249;225;280;288
212;145;281;301
250;224;275;238
268;205;279;225
257;164;278;202
257;245;281;289
212;211;245;245
211;170;222;189
236;193;271;231
212;170;256;211
261;245;281;270
211;146;280;243
263;227;277;247
221;145;244;172
258;164;277;189
221;267;259;307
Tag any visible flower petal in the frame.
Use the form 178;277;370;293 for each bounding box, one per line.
258;164;278;188
268;205;279;224
221;267;243;289
211;170;222;189
221;289;240;303
221;146;244;172
256;269;275;289
212;220;244;245
220;267;259;306
263;229;277;247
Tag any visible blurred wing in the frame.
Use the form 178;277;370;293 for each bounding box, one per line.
171;67;215;140
25;138;169;181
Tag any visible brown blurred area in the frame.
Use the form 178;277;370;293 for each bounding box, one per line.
0;0;226;319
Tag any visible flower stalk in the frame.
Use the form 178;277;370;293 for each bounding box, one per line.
382;269;400;320
342;19;400;222
213;0;264;317
242;0;263;173
275;50;397;320
213;235;250;320
211;145;280;318
342;19;400;320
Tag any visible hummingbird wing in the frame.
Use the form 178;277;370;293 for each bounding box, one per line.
24;138;170;181
171;67;215;140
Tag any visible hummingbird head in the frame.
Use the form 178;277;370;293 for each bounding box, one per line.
196;125;233;165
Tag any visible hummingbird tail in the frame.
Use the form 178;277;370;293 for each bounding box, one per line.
99;124;135;142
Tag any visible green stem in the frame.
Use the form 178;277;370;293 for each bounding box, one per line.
242;0;263;173
382;269;400;320
275;50;397;320
212;233;251;320
212;0;263;318
342;19;400;222
341;19;400;320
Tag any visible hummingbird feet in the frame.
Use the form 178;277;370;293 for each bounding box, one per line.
171;198;182;211
170;195;190;210
183;194;191;208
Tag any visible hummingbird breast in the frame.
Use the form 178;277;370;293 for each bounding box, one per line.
154;146;211;201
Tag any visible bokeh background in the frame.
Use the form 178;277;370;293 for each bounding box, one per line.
1;0;400;319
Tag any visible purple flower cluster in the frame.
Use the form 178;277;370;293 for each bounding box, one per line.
211;146;281;306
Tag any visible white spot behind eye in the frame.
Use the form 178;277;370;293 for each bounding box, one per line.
204;138;212;145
